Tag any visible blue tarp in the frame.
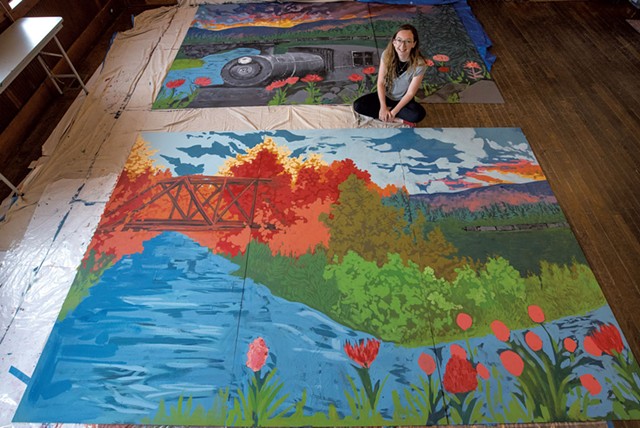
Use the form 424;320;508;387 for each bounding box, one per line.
357;0;496;71
454;0;496;70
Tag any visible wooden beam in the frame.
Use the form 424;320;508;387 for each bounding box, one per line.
6;0;40;20
0;0;13;24
0;0;124;156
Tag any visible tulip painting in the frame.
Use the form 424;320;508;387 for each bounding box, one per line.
233;337;292;426
455;312;477;364
500;350;524;377
580;374;602;396
564;337;578;353
443;355;478;394
525;331;543;352
343;338;384;415
419;353;436;376
246;337;269;372
528;305;546;323
456;313;473;331
442;353;481;424
476;363;490;381
492;306;595;421
584;335;603;357
491;320;511;342
582;324;640;418
412;352;445;424
589;324;624;356
344;338;380;369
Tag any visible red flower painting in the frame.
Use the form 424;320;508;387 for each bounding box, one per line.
580;374;602;395
564;337;577;353
525;331;543;352
476;362;490;380
301;74;323;83
344;338;380;368
432;54;450;63
266;79;288;91
491;320;510;342
527;305;545;323
589;323;624;356
443;355;478;394
246;337;269;372
450;344;467;359
583;335;603;357
418;352;436;376
166;79;185;89
285;76;300;85
456;312;473;331
344;338;383;411
500;350;524;377
194;77;211;86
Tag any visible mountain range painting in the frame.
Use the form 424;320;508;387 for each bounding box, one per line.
152;2;504;109
13;128;640;425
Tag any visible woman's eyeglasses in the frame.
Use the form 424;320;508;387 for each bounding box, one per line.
394;38;415;46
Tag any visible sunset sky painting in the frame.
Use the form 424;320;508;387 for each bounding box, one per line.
190;2;388;31
14;128;640;426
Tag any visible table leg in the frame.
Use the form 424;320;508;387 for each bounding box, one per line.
53;35;89;95
37;55;64;95
0;172;22;197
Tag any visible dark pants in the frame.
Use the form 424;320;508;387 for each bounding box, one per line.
353;92;426;124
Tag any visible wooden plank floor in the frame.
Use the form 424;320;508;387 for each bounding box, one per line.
1;0;639;425
424;2;640;425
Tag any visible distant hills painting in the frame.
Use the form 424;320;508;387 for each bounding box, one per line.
152;2;504;109
14;128;640;425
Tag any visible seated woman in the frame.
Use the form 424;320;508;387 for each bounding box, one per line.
353;24;427;127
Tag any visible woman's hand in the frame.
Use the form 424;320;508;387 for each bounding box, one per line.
379;106;394;122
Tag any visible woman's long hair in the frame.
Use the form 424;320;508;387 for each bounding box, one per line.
382;24;423;90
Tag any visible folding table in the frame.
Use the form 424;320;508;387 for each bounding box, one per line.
0;16;88;196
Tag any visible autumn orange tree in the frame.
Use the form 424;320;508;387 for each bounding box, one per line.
215;138;378;257
87;136;168;263
62;137;170;319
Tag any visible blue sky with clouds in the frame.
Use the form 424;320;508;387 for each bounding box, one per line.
141;128;540;195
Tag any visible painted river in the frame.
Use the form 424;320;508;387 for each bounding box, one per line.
15;231;622;423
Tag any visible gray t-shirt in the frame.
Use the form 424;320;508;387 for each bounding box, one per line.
386;53;426;101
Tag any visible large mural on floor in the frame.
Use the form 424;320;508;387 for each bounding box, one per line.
152;2;504;109
14;128;640;425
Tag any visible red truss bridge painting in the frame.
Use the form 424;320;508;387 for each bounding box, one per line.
13;129;640;426
98;176;272;232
